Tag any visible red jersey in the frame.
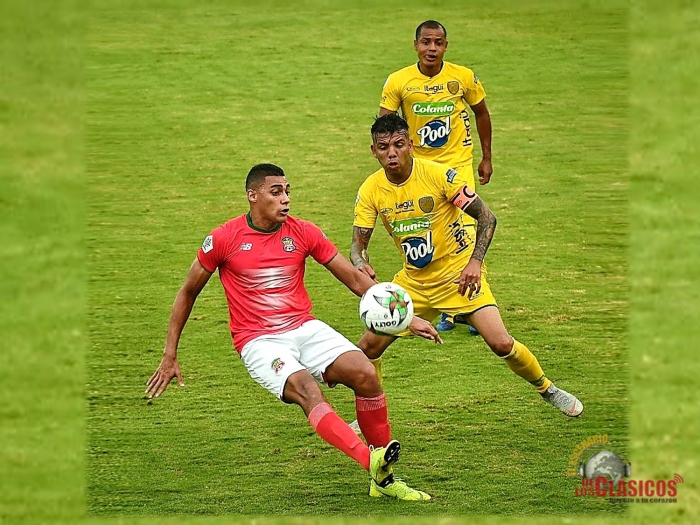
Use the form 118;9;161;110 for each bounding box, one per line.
197;213;338;352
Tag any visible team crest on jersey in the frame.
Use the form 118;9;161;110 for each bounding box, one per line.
201;235;213;253
446;168;458;183
447;81;459;94
271;358;285;374
419;196;435;213
281;237;297;252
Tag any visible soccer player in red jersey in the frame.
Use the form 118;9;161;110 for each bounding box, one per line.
145;163;439;500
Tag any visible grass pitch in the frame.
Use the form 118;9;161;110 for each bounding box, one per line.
6;0;699;524
86;0;626;518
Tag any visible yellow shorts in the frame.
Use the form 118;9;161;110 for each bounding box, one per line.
455;161;475;190
393;266;498;334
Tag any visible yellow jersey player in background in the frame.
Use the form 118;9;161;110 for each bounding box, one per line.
380;20;492;192
380;20;493;333
349;114;583;424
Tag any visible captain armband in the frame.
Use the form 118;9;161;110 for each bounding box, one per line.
450;185;478;212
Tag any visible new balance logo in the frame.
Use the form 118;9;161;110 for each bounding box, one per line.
240;243;253;251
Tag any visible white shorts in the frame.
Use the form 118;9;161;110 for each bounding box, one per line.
239;319;361;401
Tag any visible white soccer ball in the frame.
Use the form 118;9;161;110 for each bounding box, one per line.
359;282;414;335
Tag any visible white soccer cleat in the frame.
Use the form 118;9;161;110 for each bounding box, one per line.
540;384;583;417
349;419;363;436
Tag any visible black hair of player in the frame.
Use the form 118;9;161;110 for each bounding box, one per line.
371;113;410;140
245;163;286;190
415;20;447;40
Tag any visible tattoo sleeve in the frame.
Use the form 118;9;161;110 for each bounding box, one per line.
350;226;374;268
464;196;497;262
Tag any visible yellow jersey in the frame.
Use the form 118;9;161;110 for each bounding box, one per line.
380;61;486;169
354;157;477;285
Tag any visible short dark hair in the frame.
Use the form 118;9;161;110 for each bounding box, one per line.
415;20;447;40
371;113;410;139
245;163;285;190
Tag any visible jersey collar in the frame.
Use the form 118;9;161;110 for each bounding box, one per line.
416;61;445;78
246;212;282;233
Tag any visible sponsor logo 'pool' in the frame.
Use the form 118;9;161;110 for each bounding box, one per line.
401;231;434;268
417;117;451;148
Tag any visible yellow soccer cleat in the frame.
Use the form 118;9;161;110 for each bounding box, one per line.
369;478;432;501
369;439;401;487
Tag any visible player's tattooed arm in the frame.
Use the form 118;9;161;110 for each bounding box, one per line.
464;196;497;262
350;226;374;268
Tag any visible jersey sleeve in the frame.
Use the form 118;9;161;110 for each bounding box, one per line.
379;73;401;112
304;221;339;265
439;166;479;212
353;182;378;229
197;226;226;273
462;67;486;107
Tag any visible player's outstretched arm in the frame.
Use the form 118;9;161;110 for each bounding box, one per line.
325;252;376;298
349;225;377;281
408;317;443;344
146;258;212;398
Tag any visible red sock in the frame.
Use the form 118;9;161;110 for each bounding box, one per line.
355;393;391;449
308;402;370;471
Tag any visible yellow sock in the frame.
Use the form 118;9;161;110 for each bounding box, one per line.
370;357;383;387
501;340;552;393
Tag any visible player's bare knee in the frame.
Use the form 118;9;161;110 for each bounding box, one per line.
358;334;386;360
353;361;381;393
488;336;514;357
283;372;324;410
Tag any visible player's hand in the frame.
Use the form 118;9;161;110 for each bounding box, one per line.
146;354;185;398
357;263;378;282
456;259;483;298
478;158;493;185
408;316;443;344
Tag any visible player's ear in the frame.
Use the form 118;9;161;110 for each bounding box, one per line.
444;40;448;51
370;144;378;158
413;39;419;52
247;188;257;203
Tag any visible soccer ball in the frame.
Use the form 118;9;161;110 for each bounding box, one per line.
359;282;414;335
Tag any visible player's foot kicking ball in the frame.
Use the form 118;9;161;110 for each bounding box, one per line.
540;384;583;417
368;440;431;501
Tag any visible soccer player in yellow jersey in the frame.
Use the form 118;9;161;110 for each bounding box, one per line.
350;114;583;418
380;20;492;192
380;20;493;332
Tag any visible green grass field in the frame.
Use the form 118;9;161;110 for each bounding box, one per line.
1;0;698;524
